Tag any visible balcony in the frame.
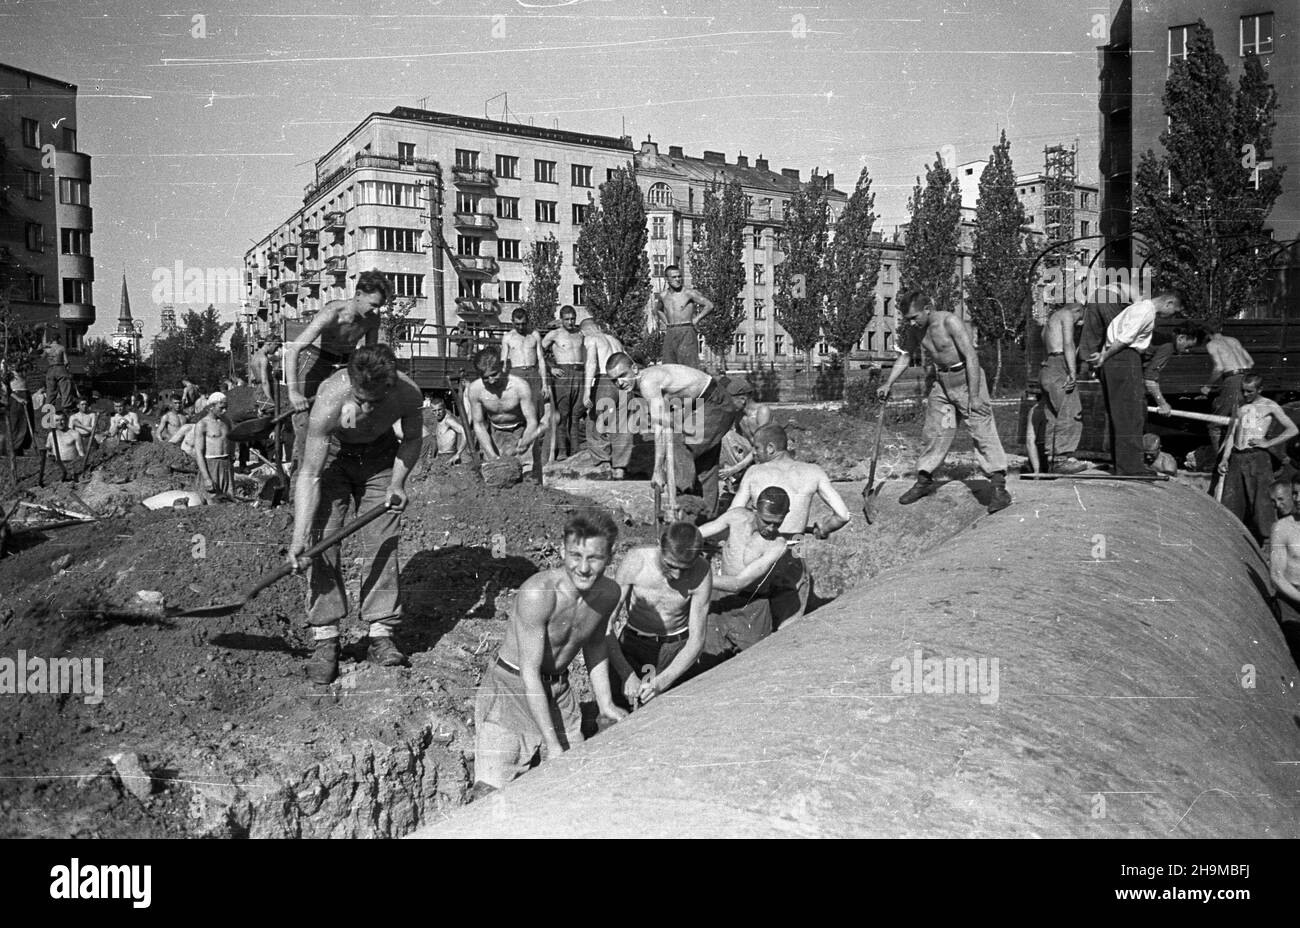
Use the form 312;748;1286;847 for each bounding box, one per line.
322;211;345;230
455;255;498;276
59;303;96;325
267;248;280;265
452;165;495;188
281;243;299;261
300;228;318;245
454;297;502;317
454;212;498;233
325;254;348;271
304;152;441;205
299;267;319;282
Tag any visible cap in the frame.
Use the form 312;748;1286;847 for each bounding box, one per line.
207;391;227;406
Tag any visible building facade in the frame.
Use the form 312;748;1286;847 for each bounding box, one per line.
0;63;95;349
243;107;636;353
1099;1;1299;312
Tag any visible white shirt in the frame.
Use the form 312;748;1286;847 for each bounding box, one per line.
1105;299;1157;352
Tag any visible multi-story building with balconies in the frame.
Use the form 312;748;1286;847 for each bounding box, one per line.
0;63;95;350
633;139;849;366
243;107;635;351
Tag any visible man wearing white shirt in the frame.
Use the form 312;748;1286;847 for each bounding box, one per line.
1086;291;1184;475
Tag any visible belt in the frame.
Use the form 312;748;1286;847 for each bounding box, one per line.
623;624;689;643
667;322;696;328
335;435;398;458
558;363;584;369
495;655;568;684
1046;351;1064;357
1231;446;1269;456
1224;368;1252;377
934;362;966;373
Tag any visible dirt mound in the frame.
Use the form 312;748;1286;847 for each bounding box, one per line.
93;439;195;485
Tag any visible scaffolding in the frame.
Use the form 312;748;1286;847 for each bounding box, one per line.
1042;142;1077;270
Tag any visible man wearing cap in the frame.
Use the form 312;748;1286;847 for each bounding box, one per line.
700;486;798;659
605;354;741;516
653;265;713;369
471;509;627;795
607;521;712;708
191;391;233;501
1086;290;1185;475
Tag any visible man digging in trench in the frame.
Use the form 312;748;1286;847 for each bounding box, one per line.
287;344;423;684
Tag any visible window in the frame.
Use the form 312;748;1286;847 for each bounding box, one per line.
383;273;424;298
883;263;892;282
753;263;765;285
883;296;892;317
25;223;44;252
498;239;521;261
495;154;519;179
358;181;418;207
734;333;747;355
572;203;591;225
397;142;416;166
359;227;420;252
647;182;674;207
753;231;763;250
459;278;483;299
1169;23;1194;64
59;178;89;206
23;169;41;199
572;284;586;306
535;159;557;183
573;243;581;266
502;281;522;302
21;117;38;148
457;235;481;257
536;200;557;223
884;332;893;352
1079;191;1091;210
775;334;785;356
691;218;702;242
28;274;45;302
571;164;592;187
651;216;667;240
866;331;876;352
455;149;479;169
754;298;766;321
1080;220;1090;238
62;278;91;304
456;192;480;214
652;255;666;278
63;127;76;152
497;196;520;220
1241;13;1274;56
754;334;767;356
773;200;784;221
688;189;695;211
817;341;829;356
61;229;90;255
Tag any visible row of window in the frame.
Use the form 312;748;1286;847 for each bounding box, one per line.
457;278;587;306
19;118;77;152
23;224;91;255
646;182;790;221
26;174;92;206
455;192;591;225
1169;12;1273;62
452;149;595;188
15;274;92;304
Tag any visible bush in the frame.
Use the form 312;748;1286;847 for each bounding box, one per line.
841;371;882;418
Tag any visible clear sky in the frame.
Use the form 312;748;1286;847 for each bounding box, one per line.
1;0;1104;342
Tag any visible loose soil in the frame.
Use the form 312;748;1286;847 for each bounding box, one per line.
0;401;999;838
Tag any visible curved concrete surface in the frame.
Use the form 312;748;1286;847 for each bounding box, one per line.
417;479;1300;838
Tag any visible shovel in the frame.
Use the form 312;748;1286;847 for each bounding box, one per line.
165;498;397;618
861;399;888;524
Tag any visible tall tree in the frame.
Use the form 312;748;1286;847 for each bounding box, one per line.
824;167;882;356
968;131;1034;392
150;305;231;390
378;297;415;348
688;178;747;358
575;165;652;352
1133;21;1285;321
774;174;831;365
229;322;248;373
82;336;137;395
520;234;562;327
900;155;963;313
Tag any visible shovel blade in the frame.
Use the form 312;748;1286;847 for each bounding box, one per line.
862;485;879;524
165;600;244;618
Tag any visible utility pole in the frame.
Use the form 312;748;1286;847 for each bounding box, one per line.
426;168;448;351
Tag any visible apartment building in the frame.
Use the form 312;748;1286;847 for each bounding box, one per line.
1099;2;1299;313
633;138;848;366
0;63;95;349
243;107;634;350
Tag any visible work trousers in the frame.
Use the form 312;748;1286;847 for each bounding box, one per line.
917;366;1008;477
1039;355;1082;461
684;381;743;516
1099;348;1146;476
551;364;585;458
588;375;632;468
1221;447;1275;543
307;437;402;632
661;324;700;368
45;365;74;412
1209;372;1247;451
